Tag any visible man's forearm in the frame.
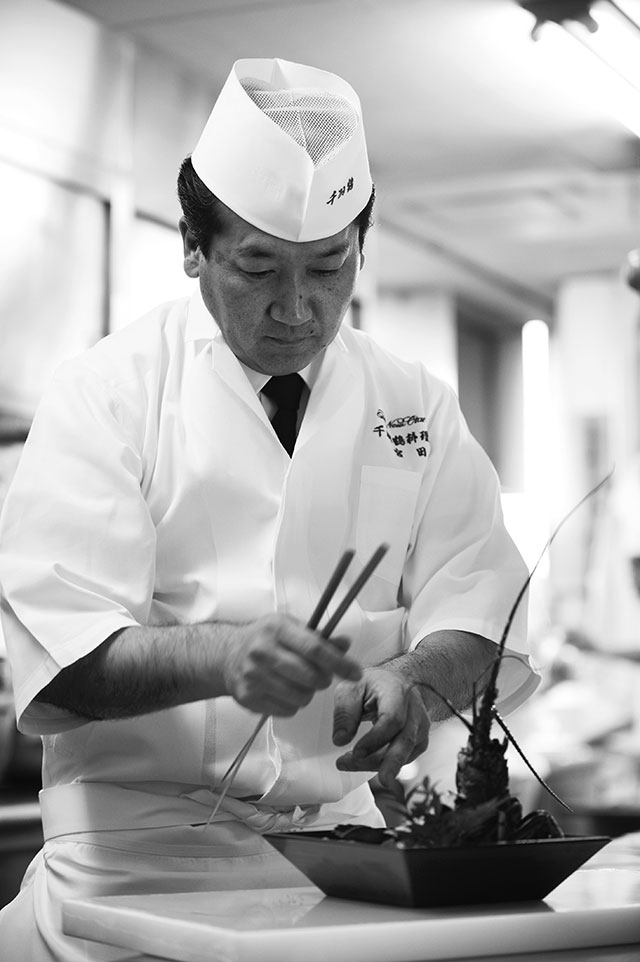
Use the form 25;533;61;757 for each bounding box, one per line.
35;614;362;722
36;622;243;720
378;630;497;722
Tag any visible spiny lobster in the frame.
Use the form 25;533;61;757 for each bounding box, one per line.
335;472;612;848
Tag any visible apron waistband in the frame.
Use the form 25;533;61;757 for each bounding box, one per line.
39;783;320;841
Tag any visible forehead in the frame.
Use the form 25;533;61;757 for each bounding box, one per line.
212;204;357;261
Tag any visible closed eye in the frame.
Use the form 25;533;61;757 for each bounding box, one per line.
312;260;346;276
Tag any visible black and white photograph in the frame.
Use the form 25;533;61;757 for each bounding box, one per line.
1;2;640;960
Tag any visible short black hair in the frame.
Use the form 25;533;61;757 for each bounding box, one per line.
177;156;375;257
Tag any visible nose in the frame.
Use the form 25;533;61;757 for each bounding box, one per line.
270;274;312;326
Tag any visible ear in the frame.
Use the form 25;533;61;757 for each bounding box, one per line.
359;251;366;271
178;217;202;279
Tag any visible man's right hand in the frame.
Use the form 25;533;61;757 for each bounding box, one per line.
220;613;362;716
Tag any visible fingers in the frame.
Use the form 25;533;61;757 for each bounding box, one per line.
333;670;431;786
224;615;361;716
258;625;361;696
338;712;428;787
281;629;362;684
332;678;366;746
348;689;427;760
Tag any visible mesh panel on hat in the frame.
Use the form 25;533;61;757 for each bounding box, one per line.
242;79;358;168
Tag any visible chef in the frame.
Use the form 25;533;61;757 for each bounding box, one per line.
0;57;540;961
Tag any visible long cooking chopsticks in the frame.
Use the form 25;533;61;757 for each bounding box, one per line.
204;543;389;826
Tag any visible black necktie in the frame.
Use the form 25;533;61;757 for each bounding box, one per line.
262;374;304;456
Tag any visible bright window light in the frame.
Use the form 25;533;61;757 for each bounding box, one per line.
523;319;551;499
500;321;553;575
522;319;552;570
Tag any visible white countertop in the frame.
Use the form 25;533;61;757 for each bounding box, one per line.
61;833;640;962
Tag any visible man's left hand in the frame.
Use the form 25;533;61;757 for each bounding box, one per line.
332;667;431;787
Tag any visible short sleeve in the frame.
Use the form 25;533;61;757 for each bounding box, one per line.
0;362;157;732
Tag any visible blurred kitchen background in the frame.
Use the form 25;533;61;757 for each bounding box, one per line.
1;0;640;900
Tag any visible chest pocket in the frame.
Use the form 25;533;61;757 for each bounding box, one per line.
355;465;422;609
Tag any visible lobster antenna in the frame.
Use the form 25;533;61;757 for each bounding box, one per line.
481;467;614;715
418;681;474;732
492;708;574;813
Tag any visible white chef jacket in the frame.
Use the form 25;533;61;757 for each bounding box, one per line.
0;289;539;839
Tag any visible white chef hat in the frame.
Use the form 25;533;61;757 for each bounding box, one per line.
191;58;372;242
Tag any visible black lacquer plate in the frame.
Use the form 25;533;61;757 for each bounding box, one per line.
265;831;611;907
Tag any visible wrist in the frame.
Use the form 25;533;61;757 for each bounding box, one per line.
199;621;250;700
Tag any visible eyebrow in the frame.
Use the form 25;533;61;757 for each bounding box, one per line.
315;242;351;258
236;241;351;260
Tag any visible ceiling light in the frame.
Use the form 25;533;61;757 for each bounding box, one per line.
517;1;640;136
